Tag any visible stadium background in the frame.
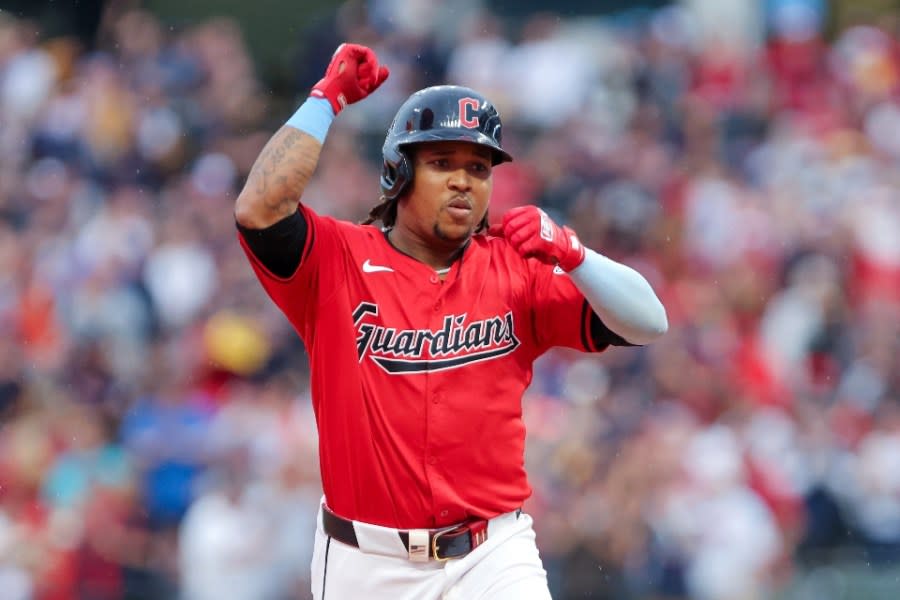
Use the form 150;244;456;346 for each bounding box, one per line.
1;0;900;598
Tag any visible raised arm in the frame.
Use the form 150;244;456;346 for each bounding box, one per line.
235;127;321;229
234;43;389;229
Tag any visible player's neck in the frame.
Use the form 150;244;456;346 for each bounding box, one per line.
387;226;466;272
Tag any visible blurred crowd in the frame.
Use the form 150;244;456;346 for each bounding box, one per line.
1;0;900;598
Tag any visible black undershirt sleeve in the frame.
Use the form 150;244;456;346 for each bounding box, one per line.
585;300;636;350
235;210;308;278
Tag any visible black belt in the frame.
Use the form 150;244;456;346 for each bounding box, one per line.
322;505;517;561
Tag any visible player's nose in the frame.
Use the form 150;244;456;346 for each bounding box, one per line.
447;167;471;191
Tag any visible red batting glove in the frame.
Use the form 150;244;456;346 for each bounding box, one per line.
311;43;390;114
489;206;586;272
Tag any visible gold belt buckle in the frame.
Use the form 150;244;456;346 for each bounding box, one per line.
430;526;458;562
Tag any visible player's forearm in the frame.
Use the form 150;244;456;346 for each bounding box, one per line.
568;248;668;345
234;126;322;229
236;44;388;229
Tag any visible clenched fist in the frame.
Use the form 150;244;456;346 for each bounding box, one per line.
490;206;586;272
311;43;390;114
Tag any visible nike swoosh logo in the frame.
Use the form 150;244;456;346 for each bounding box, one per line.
362;259;394;273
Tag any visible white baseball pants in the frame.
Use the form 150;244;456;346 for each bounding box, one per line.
310;505;552;600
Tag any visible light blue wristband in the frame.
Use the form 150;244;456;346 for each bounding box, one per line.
285;97;335;144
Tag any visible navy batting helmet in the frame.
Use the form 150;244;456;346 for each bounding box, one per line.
380;85;513;200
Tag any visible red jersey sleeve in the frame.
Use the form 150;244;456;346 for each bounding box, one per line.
237;204;342;342
528;263;605;354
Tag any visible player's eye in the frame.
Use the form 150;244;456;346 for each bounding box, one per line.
468;162;491;177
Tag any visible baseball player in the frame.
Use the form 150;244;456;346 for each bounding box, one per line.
235;43;667;599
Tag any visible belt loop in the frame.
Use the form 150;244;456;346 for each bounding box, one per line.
407;529;429;563
468;520;488;550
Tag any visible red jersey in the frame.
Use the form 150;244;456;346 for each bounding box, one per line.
239;205;609;528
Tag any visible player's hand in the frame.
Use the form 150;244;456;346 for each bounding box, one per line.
489;206;586;272
311;43;390;114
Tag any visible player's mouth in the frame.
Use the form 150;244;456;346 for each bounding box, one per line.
445;197;472;220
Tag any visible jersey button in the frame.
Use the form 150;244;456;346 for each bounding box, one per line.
440;510;449;517
433;301;441;312
429;274;439;284
432;393;441;404
428;456;437;465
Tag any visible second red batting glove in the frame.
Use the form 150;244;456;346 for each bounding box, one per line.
490;206;586;272
311;43;390;114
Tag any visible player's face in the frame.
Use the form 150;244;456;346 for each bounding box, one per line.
401;141;493;245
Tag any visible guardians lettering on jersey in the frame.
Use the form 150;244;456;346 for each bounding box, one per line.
353;302;520;374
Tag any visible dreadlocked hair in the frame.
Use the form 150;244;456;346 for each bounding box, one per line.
361;195;398;229
361;195;491;233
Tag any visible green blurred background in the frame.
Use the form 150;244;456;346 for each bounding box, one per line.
2;0;896;90
3;0;675;88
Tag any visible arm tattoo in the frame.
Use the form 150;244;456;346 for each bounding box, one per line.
245;127;321;219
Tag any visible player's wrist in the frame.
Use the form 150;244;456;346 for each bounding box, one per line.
557;227;585;272
285;97;335;144
310;80;348;115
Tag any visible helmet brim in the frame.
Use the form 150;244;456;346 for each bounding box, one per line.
397;130;513;165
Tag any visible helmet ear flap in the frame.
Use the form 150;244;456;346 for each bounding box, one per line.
394;152;412;197
381;148;413;200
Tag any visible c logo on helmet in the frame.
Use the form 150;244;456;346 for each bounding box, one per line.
458;98;480;129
